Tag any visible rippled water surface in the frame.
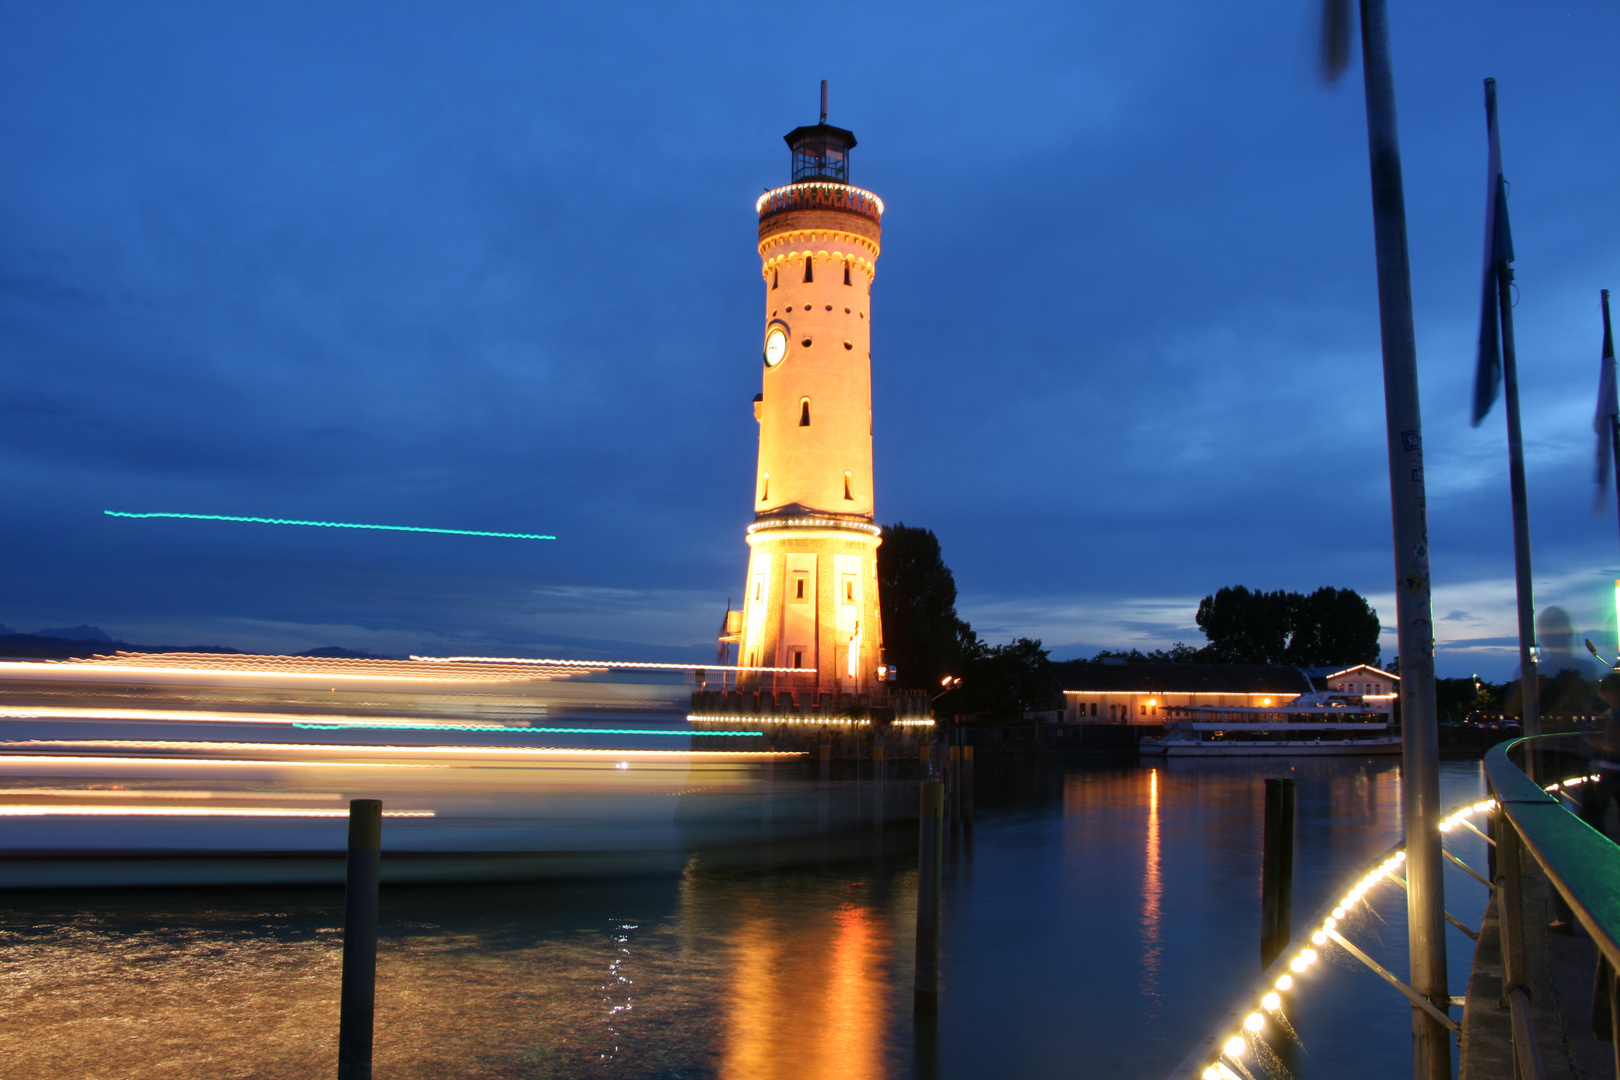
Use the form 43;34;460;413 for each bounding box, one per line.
0;755;1490;1079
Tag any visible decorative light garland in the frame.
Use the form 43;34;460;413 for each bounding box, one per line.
755;182;885;218
745;516;883;538
689;714;869;726
688;714;934;728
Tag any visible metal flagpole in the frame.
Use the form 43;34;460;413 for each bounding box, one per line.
1484;78;1542;745
1354;3;1450;1077
1602;289;1618;553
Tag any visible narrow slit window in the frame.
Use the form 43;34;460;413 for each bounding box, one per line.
803;258;813;283
772;269;778;289
792;649;804;669
795;578;805;600
843;262;851;286
843;471;853;500
760;472;769;501
799;399;811;426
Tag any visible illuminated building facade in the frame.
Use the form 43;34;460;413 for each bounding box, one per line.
730;111;885;695
1050;661;1312;724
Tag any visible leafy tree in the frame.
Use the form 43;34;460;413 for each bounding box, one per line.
1288;587;1381;667
1194;585;1379;667
877;523;974;691
1435;676;1502;723
955;637;1059;723
1092;643;1203;664
1195;586;1293;664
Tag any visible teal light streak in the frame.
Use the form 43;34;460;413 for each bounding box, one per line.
105;511;555;541
292;722;762;736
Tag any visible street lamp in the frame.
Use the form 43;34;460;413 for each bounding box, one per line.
931;675;961;702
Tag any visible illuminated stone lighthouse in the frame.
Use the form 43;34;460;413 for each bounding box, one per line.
731;99;886;697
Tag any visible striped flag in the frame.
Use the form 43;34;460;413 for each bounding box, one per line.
1471;83;1514;427
1596;290;1618;499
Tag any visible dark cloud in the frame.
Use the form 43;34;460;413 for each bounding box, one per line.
0;1;1615;677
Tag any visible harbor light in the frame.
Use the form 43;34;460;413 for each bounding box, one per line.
1274;974;1292;991
1261;992;1281;1011
1243;1012;1263;1032
1223;1035;1246;1058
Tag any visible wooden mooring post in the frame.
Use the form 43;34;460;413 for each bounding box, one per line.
915;781;944;998
338;798;382;1080
1260;778;1295;968
962;745;974;826
873;744;885;832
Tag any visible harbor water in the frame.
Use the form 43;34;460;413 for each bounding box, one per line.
0;754;1490;1079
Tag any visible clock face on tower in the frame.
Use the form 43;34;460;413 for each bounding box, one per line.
763;325;789;368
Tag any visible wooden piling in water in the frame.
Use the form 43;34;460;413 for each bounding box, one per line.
873;745;886;832
1260;778;1295;968
338;799;381;1080
915;781;944;998
962;745;974;825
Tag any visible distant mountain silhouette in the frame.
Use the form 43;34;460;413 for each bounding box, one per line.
33;624;113;642
297;646;401;660
0;632;241;661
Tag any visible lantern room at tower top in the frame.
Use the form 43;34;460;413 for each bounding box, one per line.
786;122;856;183
701;97;928;732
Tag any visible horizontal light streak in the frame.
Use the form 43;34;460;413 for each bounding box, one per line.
293;722;761;736
0;706;759;736
687;715;934;727
0;805;434;818
1;787;341;800
0;661;553;684
105;511;555;541
689;714;868;726
1;739;799;762
413;655;804;673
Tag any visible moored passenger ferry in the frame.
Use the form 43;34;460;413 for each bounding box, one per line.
1138;692;1401;757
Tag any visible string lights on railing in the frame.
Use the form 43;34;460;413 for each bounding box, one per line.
1196;849;1411;1079
1182;761;1606;1080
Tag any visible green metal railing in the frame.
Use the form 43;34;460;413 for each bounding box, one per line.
1167;736;1620;1080
1486;735;1620;1080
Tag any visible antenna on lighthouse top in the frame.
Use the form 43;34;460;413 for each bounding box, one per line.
820;80;828;123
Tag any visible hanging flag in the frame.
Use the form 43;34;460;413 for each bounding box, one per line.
1471;81;1515;427
1596;290;1618;501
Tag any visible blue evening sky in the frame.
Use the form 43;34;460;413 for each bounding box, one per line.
2;1;1617;678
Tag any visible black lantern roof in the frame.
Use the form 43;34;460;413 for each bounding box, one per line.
784;123;856;184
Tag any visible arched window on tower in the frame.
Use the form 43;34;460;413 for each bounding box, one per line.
803;258;813;283
843;262;851;286
844;471;853;500
760;473;769;501
799;399;811;427
772;268;778;289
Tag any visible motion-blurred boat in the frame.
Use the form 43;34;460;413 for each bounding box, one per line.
0;653;868;888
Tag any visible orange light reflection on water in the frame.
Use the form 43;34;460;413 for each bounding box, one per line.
1141;768;1162;1012
719;900;890;1080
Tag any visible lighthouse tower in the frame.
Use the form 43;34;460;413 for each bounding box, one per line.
733;97;886;696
